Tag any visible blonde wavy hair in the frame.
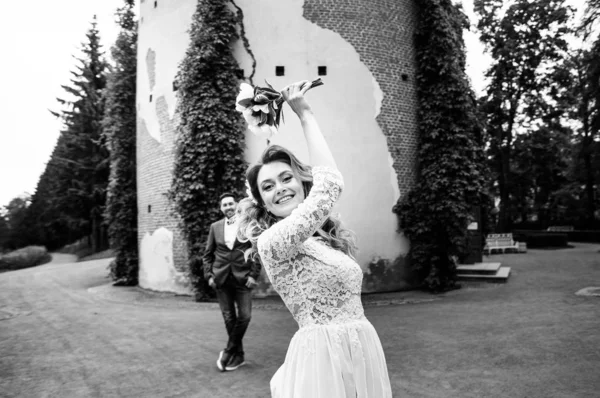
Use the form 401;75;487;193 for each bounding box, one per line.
237;145;357;261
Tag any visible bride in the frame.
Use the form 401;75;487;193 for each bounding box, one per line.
237;80;392;397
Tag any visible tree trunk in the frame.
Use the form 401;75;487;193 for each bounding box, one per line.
580;85;595;228
498;97;520;232
91;216;99;253
498;146;511;232
584;152;595;227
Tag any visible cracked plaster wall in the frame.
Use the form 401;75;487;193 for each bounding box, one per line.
137;0;418;294
136;0;197;294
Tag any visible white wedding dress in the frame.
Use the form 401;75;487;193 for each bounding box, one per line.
258;166;392;398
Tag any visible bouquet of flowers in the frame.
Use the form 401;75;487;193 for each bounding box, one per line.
235;78;324;139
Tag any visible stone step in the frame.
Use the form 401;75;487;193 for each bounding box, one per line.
457;262;502;275
458;266;511;283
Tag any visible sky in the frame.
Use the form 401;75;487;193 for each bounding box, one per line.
0;0;584;208
0;0;124;208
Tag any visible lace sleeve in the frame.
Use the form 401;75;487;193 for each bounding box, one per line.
257;166;344;262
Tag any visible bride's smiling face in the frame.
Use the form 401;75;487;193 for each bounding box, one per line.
257;161;306;218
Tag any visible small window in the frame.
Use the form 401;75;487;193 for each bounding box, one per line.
154;1;158;8
275;66;285;76
401;74;409;81
148;205;152;213
318;66;327;76
149;94;153;102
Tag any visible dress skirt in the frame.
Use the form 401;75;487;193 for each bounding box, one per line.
270;318;392;398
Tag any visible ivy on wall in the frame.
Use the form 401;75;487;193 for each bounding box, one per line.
103;0;139;285
169;0;247;300
393;0;490;292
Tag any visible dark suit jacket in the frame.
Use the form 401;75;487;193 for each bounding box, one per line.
202;219;261;288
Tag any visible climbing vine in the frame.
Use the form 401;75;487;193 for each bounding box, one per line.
169;0;247;300
103;0;139;285
393;0;490;292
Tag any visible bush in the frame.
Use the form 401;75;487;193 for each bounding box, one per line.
56;236;99;259
566;230;600;243
513;231;569;248
513;229;600;244
0;246;52;272
57;236;90;254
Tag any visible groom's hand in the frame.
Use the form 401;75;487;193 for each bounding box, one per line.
208;277;216;289
245;276;257;289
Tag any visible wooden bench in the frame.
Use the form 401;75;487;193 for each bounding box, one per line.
547;226;574;232
484;233;520;254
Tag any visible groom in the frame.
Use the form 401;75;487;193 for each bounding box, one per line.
203;193;261;372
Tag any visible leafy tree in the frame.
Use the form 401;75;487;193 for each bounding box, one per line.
0;211;9;252
103;0;139;285
579;0;600;226
474;0;573;231
540;0;600;228
393;0;489;292
582;0;600;30
169;0;247;300
2;196;31;250
511;122;571;226
554;49;599;227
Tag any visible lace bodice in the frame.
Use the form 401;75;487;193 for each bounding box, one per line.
258;166;365;328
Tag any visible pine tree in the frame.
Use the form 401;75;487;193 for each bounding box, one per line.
39;16;110;251
25;128;84;249
103;0;139;285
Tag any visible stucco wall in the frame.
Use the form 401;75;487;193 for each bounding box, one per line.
136;0;419;294
136;0;197;294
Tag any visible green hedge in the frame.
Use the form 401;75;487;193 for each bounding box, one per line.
565;231;600;243
514;229;600;244
0;246;52;272
513;231;569;248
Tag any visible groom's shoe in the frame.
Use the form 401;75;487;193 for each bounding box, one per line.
217;350;233;372
225;353;246;371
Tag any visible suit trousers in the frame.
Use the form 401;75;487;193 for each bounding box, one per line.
215;273;252;356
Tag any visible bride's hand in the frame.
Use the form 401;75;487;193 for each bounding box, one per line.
282;80;313;118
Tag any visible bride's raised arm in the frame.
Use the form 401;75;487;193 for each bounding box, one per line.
281;81;337;170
